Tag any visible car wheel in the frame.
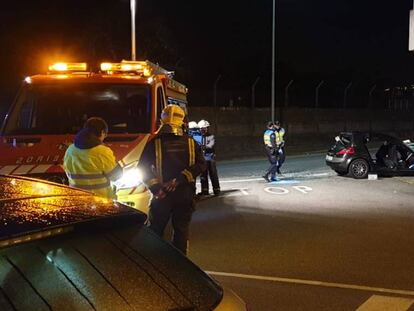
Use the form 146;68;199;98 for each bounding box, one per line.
335;170;347;176
348;159;369;179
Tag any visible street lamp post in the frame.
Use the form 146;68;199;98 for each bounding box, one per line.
271;0;276;122
130;0;137;60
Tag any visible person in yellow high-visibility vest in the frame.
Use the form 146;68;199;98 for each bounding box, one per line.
274;120;286;174
262;121;278;182
64;117;123;199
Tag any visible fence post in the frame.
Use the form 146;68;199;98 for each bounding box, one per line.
251;76;260;109
315;80;324;108
284;80;294;107
343;82;352;109
213;74;222;135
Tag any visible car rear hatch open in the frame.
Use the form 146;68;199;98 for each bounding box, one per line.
327;133;353;157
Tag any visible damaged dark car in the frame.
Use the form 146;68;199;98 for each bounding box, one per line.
325;131;414;179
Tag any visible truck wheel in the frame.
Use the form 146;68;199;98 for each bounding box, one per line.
349;159;369;179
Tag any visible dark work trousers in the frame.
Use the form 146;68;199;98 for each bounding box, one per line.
265;146;278;178
200;159;220;193
147;184;195;255
277;147;286;172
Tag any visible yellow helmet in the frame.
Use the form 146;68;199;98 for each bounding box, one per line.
159;104;186;135
161;104;185;126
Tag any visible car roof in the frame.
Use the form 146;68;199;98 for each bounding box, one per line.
0;175;223;310
0;175;146;242
340;131;402;143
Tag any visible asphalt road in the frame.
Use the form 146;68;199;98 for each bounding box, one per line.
188;153;414;311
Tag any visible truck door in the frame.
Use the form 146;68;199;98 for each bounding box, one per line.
155;84;166;128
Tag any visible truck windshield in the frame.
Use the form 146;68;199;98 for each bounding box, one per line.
3;83;151;135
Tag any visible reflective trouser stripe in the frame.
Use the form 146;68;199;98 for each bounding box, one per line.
70;181;111;190
188;138;195;166
182;169;194;183
155;139;163;183
147;178;160;187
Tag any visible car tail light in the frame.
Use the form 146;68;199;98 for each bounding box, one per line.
337;146;355;155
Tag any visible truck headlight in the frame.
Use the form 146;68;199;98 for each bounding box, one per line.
115;168;143;189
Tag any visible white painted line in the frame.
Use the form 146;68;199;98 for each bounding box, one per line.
220;172;331;184
356;295;414;311
220;178;263;184
237;188;249;196
206;271;414;297
311;173;330;177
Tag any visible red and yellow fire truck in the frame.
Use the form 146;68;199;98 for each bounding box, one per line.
0;60;189;212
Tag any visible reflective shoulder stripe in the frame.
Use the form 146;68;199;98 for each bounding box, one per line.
106;164;123;181
188;138;195;166
67;172;106;180
154;138;163;183
71;181;111;190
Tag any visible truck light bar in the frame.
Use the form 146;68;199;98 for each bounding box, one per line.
48;62;88;72
100;60;151;76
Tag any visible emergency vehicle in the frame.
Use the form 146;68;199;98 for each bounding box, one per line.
0;60;189;213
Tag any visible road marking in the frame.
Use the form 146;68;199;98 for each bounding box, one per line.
235;188;249;195
292;185;313;194
269;179;300;184
220;178;263;184
311;173;330;177
206;271;414;297
356;295;414;311
220;172;331;184
264;187;290;195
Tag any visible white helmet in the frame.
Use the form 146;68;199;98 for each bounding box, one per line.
188;121;199;129
198;119;210;128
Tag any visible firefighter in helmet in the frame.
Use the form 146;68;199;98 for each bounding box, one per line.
139;104;206;255
198;119;221;196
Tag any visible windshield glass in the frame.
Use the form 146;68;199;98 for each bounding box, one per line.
4;83;151;135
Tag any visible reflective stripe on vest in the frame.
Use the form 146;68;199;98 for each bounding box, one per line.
155;138;163;183
188;138;195;166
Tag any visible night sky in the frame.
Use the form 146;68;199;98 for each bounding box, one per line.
0;0;413;107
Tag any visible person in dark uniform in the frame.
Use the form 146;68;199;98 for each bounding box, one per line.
139;104;206;255
197;119;221;196
262;121;278;182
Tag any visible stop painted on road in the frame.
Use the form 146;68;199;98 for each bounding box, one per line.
264;185;313;195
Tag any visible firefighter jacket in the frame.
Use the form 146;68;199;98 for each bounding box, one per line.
63;128;123;199
200;134;216;161
139;133;206;196
263;129;276;148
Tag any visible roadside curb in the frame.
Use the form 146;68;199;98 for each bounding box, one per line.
217;149;327;164
395;177;414;185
